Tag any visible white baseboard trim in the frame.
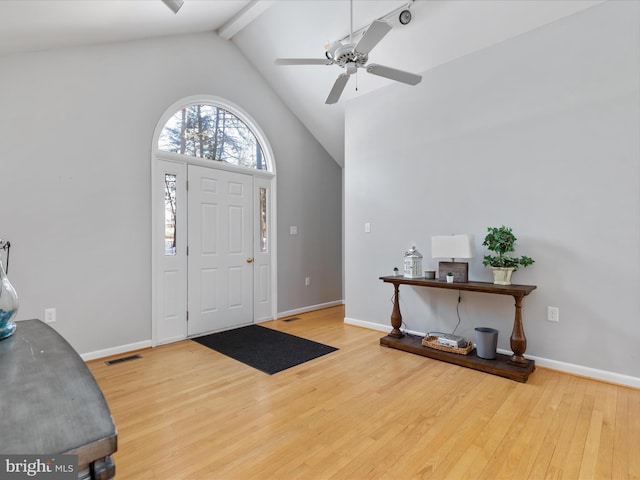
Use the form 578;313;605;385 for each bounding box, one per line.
80;340;152;362
499;349;640;389
82;303;344;361
277;300;344;319
345;317;393;332
345;317;640;389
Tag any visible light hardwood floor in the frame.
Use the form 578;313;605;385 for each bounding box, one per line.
87;306;639;479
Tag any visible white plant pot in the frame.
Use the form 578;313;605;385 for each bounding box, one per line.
490;267;514;285
446;275;454;283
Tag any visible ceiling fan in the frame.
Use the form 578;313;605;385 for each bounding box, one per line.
275;2;422;104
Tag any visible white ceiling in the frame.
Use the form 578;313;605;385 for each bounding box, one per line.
0;0;604;166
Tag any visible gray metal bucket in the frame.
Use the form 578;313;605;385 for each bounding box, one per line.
475;327;499;359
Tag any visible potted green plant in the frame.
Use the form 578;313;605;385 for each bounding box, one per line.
482;226;534;285
446;272;454;283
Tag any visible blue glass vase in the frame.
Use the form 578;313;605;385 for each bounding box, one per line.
0;259;18;340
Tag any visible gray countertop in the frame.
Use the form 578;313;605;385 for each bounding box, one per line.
0;320;117;468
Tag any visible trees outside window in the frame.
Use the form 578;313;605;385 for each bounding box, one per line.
158;104;266;170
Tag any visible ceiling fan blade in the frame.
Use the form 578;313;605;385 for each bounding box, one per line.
325;74;350;104
355;20;392;55
275;58;333;66
161;0;184;14
366;64;422;85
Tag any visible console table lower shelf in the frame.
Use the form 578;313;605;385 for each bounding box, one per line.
380;333;535;383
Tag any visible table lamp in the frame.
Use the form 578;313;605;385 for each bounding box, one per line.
431;234;473;282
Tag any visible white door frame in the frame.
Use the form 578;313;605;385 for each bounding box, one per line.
150;95;277;346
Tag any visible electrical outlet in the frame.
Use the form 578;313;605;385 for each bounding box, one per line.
547;306;559;322
305;277;310;286
44;308;56;323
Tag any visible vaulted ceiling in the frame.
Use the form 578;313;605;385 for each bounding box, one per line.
0;0;603;166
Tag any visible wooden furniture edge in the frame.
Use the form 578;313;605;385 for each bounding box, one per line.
379;275;538;382
379;276;536;297
65;434;118;469
380;334;535;383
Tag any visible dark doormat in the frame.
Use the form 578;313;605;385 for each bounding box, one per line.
192;325;338;375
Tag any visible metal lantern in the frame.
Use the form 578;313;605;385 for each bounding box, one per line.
403;245;423;278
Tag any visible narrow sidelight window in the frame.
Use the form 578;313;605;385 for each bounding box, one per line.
164;174;177;255
260;187;268;253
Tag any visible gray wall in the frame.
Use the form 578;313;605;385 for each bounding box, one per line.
344;1;640;379
0;32;342;355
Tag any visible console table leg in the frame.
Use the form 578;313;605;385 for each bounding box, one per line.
389;283;404;338
510;296;528;364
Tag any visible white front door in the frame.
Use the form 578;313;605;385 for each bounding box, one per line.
187;165;254;336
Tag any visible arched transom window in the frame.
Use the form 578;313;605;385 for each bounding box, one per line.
158;104;267;171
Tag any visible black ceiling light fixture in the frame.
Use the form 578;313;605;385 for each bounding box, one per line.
399;9;412;25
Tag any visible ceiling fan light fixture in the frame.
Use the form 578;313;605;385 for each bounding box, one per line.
399;9;412;25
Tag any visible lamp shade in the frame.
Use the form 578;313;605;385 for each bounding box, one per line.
431;234;473;259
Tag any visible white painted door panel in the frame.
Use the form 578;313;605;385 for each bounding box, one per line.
254;176;273;322
187;165;253;336
154;160;187;344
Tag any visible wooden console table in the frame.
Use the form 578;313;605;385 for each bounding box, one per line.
379;276;537;382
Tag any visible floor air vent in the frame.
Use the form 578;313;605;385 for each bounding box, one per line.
282;317;301;322
105;354;142;366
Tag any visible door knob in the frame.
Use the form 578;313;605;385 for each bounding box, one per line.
246;257;254;263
